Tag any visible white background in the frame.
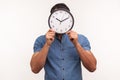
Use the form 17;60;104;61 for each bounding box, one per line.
0;0;120;80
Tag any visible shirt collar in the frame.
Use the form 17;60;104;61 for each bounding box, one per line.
55;33;67;43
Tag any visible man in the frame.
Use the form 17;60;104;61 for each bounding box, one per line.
30;3;97;80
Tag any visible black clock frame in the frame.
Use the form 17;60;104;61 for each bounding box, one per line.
48;8;74;34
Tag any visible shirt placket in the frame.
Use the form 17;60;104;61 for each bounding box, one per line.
60;42;65;80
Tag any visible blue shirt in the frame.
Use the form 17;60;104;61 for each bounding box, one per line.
33;34;91;80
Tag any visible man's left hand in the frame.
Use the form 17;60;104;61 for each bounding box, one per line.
66;30;79;45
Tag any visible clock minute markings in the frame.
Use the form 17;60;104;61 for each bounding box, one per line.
65;28;67;31
60;29;62;33
52;25;54;28
50;20;53;23
52;15;55;18
65;12;67;14
55;28;58;31
68;25;71;28
59;10;63;13
55;12;58;15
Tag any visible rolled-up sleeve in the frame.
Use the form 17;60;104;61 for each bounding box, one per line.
78;35;91;50
33;36;45;53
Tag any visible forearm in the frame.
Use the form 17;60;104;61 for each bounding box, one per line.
74;42;97;72
30;43;50;73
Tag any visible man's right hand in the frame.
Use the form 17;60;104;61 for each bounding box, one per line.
45;29;55;46
30;29;55;73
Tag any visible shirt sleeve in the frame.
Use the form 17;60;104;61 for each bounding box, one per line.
33;36;45;53
78;35;91;50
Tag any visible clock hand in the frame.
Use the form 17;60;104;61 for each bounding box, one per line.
56;18;62;22
61;17;69;22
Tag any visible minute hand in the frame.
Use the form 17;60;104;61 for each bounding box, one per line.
61;17;69;22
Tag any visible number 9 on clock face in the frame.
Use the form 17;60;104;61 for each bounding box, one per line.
48;9;74;34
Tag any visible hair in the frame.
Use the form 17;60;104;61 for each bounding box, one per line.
50;3;70;14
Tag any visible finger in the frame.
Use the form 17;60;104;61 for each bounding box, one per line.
46;34;55;40
47;32;55;38
47;30;55;36
67;31;75;41
66;30;71;35
70;38;74;41
49;29;55;32
49;37;54;41
48;33;55;37
48;32;55;35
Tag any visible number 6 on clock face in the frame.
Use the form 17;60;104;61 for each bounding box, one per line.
48;9;74;34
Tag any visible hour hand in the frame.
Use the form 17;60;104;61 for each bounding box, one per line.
56;18;61;22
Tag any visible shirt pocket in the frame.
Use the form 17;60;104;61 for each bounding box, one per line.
64;46;80;60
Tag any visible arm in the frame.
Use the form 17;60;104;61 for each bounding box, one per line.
30;29;55;73
67;31;97;72
74;43;96;72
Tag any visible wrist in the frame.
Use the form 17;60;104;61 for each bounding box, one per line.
45;42;51;48
74;41;82;48
73;41;79;46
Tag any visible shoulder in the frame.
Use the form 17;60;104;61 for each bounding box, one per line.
78;34;89;40
77;34;90;44
78;34;91;50
36;35;45;40
33;35;46;53
34;35;46;43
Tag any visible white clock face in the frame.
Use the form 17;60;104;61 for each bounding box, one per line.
48;9;74;34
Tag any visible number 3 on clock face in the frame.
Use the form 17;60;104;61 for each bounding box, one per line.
48;9;74;34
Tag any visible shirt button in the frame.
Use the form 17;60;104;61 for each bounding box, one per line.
63;79;64;80
62;58;64;60
63;68;64;70
61;48;64;51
